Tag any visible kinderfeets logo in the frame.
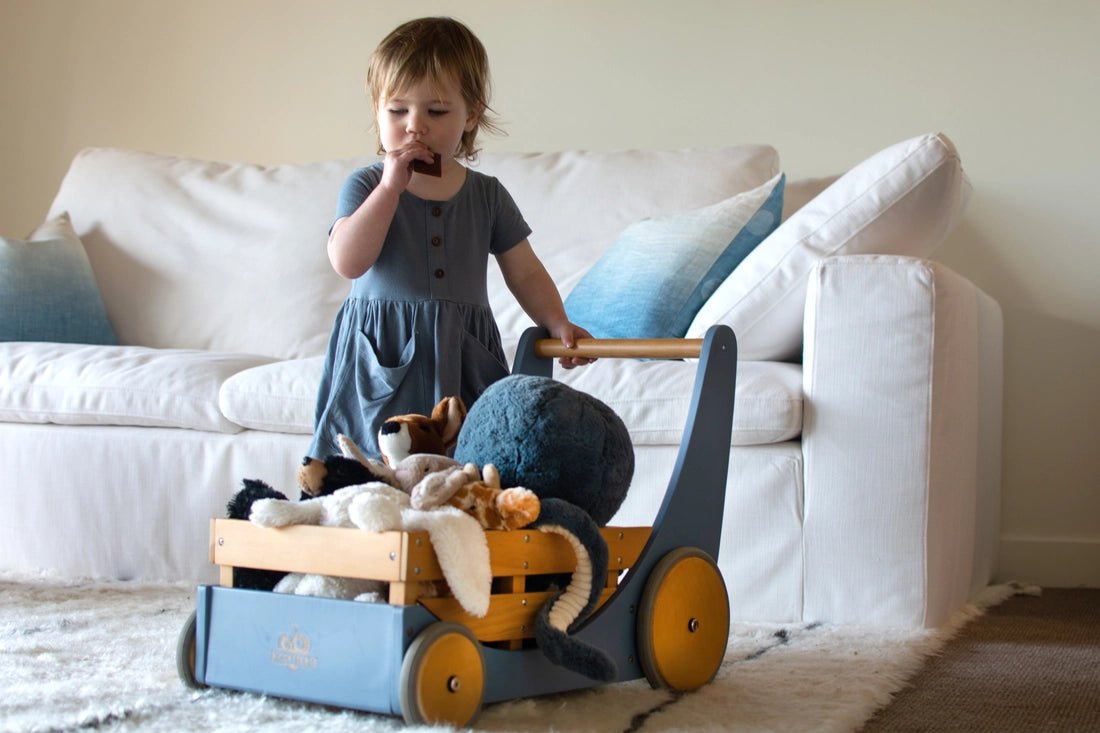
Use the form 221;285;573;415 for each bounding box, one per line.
272;627;318;672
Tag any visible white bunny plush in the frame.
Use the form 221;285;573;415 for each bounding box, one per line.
249;481;412;602
247;434;491;615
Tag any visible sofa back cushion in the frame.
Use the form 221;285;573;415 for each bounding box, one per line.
47;145;779;357
47;149;362;358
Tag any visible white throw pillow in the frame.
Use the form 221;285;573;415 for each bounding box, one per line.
687;132;971;361
218;356;323;434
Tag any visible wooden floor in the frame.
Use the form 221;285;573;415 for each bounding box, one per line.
860;587;1100;732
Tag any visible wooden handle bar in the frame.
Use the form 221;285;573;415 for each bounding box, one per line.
533;338;704;360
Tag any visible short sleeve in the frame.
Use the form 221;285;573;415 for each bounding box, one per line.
332;165;383;227
488;178;532;256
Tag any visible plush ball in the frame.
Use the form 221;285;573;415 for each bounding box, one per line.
454;375;634;526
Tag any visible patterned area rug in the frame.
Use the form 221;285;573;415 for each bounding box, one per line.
0;575;1028;733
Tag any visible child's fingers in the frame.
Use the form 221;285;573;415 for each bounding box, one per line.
557;354;595;369
554;326;595;368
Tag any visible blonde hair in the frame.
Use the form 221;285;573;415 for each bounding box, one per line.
367;17;502;160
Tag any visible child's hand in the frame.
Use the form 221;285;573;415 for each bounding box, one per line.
379;142;437;193
549;322;595;369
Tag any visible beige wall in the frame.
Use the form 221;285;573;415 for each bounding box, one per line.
2;0;1097;586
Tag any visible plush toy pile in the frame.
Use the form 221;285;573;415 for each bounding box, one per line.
228;376;635;682
229;398;540;615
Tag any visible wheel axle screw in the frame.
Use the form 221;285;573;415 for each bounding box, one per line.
688;618;700;633
448;676;461;692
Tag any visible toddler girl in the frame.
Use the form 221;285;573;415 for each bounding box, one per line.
310;16;591;459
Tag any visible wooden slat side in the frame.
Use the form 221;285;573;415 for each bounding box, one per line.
209;520;650;583
209;519;422;581
419;587;617;642
399;529;445;581
604;527;651;573
492;576;527;650
482;526;650;576
388;582;414;605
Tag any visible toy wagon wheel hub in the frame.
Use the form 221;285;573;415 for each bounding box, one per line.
400;622;485;726
637;547;730;691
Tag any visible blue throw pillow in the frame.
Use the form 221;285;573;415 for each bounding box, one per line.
0;216;117;344
565;172;784;338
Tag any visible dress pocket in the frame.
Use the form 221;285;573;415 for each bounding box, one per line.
460;331;510;399
353;329;417;406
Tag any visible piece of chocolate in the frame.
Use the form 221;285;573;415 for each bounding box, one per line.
412;152;442;177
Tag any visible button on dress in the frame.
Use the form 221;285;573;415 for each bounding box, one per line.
308;163;531;459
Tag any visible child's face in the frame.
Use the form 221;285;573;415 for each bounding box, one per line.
377;76;479;164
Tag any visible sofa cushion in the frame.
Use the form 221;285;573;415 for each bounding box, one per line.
556;358;802;447
563;173;784;339
0;343;273;433
218;356;324;434
218;355;801;448
1;213;117;345
47;148;363;359
474;146;780;341
687;132;971;361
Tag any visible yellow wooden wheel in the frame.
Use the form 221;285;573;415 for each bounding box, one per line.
176;610;205;689
399;622;485;726
637;547;729;690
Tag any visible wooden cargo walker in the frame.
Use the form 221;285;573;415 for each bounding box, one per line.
179;325;739;727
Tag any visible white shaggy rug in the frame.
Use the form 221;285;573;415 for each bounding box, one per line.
0;574;1029;733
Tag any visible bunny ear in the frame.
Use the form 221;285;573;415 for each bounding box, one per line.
432;396;468;449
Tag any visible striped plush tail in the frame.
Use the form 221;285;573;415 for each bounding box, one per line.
532;498;615;681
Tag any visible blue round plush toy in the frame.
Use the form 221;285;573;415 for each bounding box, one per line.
454;374;634;526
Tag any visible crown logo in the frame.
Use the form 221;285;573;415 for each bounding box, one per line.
271;627;318;672
279;631;311;656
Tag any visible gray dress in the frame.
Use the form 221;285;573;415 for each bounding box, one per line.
308;163;531;459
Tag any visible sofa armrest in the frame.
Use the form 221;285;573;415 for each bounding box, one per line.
801;255;1003;627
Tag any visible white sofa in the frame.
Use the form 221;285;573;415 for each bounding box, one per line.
0;132;1002;628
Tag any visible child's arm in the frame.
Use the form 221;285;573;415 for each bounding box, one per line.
497;240;593;369
328;143;436;279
